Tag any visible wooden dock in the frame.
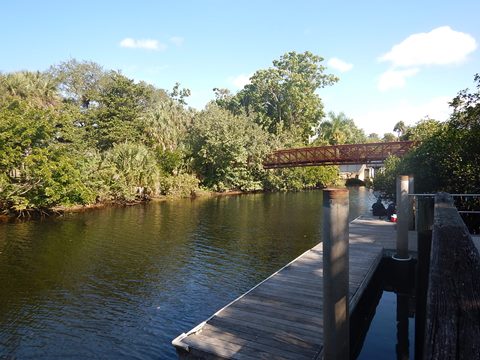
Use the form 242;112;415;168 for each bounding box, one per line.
172;216;401;359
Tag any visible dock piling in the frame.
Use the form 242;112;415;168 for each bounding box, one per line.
408;176;415;230
322;188;349;360
394;175;410;260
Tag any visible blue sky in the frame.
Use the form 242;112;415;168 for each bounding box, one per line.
1;0;478;135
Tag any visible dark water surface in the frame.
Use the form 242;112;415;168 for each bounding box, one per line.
0;188;374;359
357;291;415;360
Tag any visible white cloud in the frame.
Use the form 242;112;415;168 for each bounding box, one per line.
378;68;419;91
119;38;166;51
379;26;477;67
328;57;353;72
353;96;452;135
230;74;252;89
170;36;184;47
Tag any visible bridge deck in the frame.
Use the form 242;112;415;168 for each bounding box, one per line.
172;216;399;359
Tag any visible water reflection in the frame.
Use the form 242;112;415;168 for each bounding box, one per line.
0;188;374;359
354;259;416;360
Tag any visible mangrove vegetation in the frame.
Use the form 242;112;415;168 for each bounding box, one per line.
1;52;345;215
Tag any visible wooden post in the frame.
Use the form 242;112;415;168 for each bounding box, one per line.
394;175;410;260
408;176;415;230
323;188;349;360
414;196;434;359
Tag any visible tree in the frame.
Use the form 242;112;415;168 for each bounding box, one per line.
367;133;380;142
0;101;93;212
187;104;270;191
393;120;407;139
169;82;191;106
101;143;158;200
0;71;60;107
382;133;396;142
89;71;154;150
226;51;338;142
141;97;194;152
402;118;442;141
374;74;480;196
49;59;105;109
315;111;366;145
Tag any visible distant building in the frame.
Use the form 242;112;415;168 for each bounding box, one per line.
339;164;375;181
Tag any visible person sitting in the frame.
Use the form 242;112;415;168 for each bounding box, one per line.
386;203;396;220
372;198;386;218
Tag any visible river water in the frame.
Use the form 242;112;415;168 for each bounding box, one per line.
0;188;375;359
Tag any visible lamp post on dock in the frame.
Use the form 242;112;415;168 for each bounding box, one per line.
323;188;349;360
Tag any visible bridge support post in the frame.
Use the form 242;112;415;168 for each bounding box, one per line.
323;188;349;360
394;175;411;261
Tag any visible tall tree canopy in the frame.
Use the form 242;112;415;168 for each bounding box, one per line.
374;74;480;197
221;51;338;142
315;111;366;145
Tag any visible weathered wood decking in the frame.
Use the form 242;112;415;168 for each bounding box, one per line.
172;216;402;360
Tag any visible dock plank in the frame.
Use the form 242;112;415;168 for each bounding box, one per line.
173;215;396;359
200;325;318;358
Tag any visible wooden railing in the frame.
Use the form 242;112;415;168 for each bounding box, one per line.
424;193;480;359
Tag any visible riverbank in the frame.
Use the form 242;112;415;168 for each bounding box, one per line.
0;180;360;222
0;188;284;221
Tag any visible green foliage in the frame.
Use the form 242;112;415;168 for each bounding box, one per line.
315;111;366;145
382;133;396;142
372;155;403;199
4;55;416;214
155;149;185;175
393;120;406;139
159;173;200;197
367;133;381;142
100;143;158;201
49;59;105;108
374;74;480;197
20;148;95;208
188;104;270;191
0;71;60;108
141;98;194;152
221;51;338;142
0;101;94;212
90;72;153;150
402;118;443;141
263;166;338;191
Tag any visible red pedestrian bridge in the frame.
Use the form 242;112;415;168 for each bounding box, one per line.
263;141;415;169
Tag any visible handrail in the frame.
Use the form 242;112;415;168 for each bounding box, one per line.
424;193;480;359
408;193;480;234
409;193;480;197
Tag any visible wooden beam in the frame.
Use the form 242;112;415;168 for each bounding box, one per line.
424;193;480;359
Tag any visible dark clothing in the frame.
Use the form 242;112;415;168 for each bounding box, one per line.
386;203;396;218
372;201;386;217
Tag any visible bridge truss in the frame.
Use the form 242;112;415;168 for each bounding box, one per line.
263;141;415;169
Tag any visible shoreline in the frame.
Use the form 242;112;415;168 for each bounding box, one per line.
0;189;265;222
0;185;363;223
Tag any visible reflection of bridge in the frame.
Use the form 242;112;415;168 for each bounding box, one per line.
263;141;415;169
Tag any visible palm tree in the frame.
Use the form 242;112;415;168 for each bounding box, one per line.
107;142;158;197
393;121;407;139
316;112;365;145
0;71;59;107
